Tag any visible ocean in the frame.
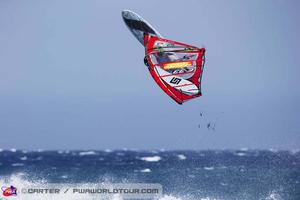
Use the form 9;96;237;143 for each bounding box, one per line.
0;149;299;200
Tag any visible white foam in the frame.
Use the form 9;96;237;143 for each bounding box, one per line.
110;194;123;200
235;152;246;156
140;168;151;173
204;167;214;170
12;163;24;167
33;156;43;161
266;191;282;200
140;156;161;162
220;182;228;186
0;175;81;200
159;195;219;200
20;156;27;161
79;151;97;156
159;195;182;200
269;148;278;153
10;148;17;152
177;154;187;160
0;175;163;200
0;148;3;152
0;175;224;200
105;149;112;153
16;172;26;177
61;175;68;179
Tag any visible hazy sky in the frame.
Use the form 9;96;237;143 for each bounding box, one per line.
0;0;299;150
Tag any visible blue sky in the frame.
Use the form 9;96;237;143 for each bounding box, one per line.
0;0;299;150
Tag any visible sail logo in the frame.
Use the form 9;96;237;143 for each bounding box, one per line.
163;61;193;70
170;77;181;85
1;186;17;197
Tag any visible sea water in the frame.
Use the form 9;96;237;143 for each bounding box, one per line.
0;149;299;200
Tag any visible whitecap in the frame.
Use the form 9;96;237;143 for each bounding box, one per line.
0;149;3;152
20;156;27;161
140;168;151;173
269;148;278;153
105;149;112;153
159;195;216;200
79;151;97;156
22;150;27;154
61;175;68;179
159;195;182;200
10;148;17;152
58;150;64;154
240;147;249;151
177;154;187;160
12;163;24;167
111;194;123;200
16;172;26;176
266;191;282;200
204;167;214;170
140;156;161;162
33;156;43;161
235;152;246;156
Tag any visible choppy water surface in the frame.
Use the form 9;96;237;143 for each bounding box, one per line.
0;149;299;200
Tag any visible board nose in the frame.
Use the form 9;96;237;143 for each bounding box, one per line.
121;10;130;19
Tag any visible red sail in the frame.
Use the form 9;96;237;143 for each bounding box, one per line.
144;34;205;104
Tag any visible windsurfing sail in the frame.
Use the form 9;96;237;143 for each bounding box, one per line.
144;34;205;104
